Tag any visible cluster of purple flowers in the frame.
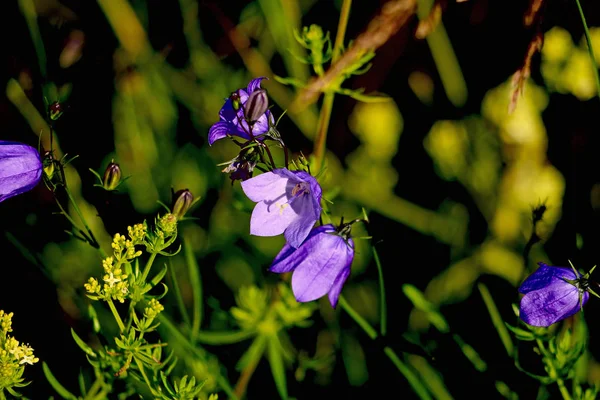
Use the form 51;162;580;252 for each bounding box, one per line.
209;78;354;307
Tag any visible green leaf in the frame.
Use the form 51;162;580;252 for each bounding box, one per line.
150;265;168;287
196;329;256;345
267;335;288;400
184;236;203;341
236;335;267;371
42;362;78;400
71;328;96;357
336;88;391;102
402;284;449;333
505;323;535;341
273;75;306;88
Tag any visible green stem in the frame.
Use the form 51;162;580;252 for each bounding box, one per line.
312;0;351;171
574;0;600;99
338;295;431;400
83;377;103;400
373;246;387;336
107;299;126;333
535;339;572;400
140;252;158;282
157;315;238;399
167;260;192;328
63;184;102;251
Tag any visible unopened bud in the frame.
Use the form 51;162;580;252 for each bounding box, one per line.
102;162;122;191
244;89;268;122
172;189;194;220
49;102;64;121
43;152;55;180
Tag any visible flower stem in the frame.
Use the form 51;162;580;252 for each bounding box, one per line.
312;0;352;171
63;184;102;250
107;299;126;333
574;0;600;100
535;338;572;400
338;295;431;399
373;246;387;336
140;252;158;283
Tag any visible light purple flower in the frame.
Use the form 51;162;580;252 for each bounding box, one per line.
270;224;354;308
208;77;274;145
0;141;42;203
519;262;591;327
240;168;322;248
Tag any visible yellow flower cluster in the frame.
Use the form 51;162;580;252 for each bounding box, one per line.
0;311;39;393
143;298;164;320
85;224;147;303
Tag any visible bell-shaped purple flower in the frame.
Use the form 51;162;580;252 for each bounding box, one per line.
240;168;322;248
519;262;590;327
208;77;274;145
270;224;354;308
0;141;43;203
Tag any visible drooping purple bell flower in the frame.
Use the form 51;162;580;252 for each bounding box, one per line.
519;262;596;327
270;224;354;308
208;77;274;145
241;168;322;248
0;141;43;203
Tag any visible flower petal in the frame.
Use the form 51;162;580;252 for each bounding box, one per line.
270;225;333;273
291;232;354;303
247;77;267;94
519;263;577;294
328;261;352;308
241;171;289;202
284;196;317;248
249;199;298;237
520;284;589;327
208;121;230;145
219;90;249;122
0;142;42;203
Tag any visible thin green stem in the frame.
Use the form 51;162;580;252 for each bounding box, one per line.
338;295;377;340
83;377;104;400
339;295;431;399
167;260;192;328
140;252;158;283
312;0;351;171
63;184;101;251
157;315;238;399
574;0;600;100
535;339;572;400
107;299;126;333
373;246;387;336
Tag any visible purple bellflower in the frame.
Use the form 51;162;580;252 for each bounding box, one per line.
0;141;43;203
270;224;354;308
519;262;598;327
208;77;274;145
241;168;322;248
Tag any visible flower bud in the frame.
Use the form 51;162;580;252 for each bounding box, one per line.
102;162;122;191
244;89;268;123
48;102;64;121
171;189;193;220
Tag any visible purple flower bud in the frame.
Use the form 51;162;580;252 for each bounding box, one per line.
171;189;194;220
519;262;592;327
270;224;354;308
244;89;269;123
0;141;43;203
49;102;64;121
102;162;122;191
208;77;274;145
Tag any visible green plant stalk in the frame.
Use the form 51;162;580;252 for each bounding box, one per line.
167;260;192;329
157;314;238;399
183;236;203;340
574;0;600;99
140;252;158;283
107;299;126;333
373;247;387;336
338;295;431;399
535;338;572;400
312;0;352;171
63;184;103;252
477;283;514;356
